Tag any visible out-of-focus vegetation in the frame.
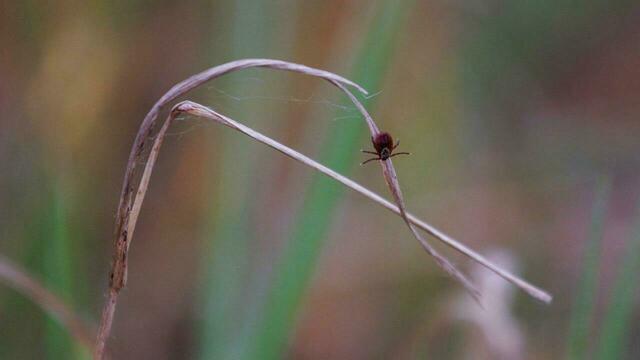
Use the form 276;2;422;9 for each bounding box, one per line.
1;0;640;359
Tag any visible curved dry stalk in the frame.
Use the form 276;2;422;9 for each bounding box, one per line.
96;59;369;359
0;254;95;350
172;100;551;305
110;59;366;292
332;81;481;302
97;59;551;358
380;161;481;302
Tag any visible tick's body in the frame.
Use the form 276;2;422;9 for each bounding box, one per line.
361;131;410;165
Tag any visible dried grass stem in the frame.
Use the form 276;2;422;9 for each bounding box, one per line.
95;59;551;359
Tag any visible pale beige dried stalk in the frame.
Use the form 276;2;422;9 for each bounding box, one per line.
333;81;480;301
0;254;95;350
96;59;551;359
171;101;553;304
96;59;368;359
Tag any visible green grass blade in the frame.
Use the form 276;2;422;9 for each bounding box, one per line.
247;2;414;359
42;181;76;358
595;196;640;359
198;1;278;359
566;176;610;359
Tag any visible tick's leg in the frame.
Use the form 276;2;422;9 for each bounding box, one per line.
389;152;410;158
393;139;400;150
360;150;378;155
361;157;381;165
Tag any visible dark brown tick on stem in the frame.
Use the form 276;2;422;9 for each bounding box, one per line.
361;131;410;165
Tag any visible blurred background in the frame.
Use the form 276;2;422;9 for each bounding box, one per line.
1;0;640;359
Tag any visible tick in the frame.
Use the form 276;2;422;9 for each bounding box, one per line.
361;131;410;165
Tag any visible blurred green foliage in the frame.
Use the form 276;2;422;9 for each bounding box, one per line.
596;198;640;359
567;177;609;359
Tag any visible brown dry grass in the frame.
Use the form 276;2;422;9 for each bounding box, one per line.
94;59;551;359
